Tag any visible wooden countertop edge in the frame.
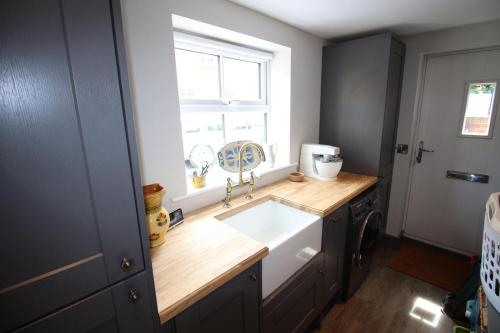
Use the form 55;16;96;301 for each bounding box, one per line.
158;246;269;324
321;177;379;216
269;195;324;217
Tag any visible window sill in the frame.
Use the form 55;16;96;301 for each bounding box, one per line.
171;163;297;203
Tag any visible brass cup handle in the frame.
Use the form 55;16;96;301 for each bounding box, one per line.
128;289;141;304
121;257;134;271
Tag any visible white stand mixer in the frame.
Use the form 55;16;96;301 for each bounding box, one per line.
299;144;343;181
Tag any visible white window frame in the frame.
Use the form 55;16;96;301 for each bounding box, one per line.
457;79;499;139
174;31;272;113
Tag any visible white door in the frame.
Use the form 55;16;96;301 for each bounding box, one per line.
404;47;500;255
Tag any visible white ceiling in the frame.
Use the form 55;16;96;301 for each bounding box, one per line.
230;0;500;39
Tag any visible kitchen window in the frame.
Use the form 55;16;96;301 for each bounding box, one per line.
174;32;272;180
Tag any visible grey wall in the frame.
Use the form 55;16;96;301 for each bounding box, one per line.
386;19;500;236
120;0;324;211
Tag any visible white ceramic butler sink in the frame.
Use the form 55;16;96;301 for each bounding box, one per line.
217;200;322;299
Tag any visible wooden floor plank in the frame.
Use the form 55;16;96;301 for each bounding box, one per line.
315;246;456;333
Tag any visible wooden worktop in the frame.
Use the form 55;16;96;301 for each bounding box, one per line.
151;172;378;324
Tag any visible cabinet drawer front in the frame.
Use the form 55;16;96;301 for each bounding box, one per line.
13;288;117;333
1;255;108;332
176;263;261;333
13;272;154;333
111;272;155;333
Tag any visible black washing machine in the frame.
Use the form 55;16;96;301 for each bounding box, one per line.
342;186;384;300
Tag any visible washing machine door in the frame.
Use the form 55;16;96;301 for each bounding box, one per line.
355;210;383;268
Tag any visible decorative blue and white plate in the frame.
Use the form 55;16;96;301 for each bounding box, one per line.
217;141;263;173
188;144;215;168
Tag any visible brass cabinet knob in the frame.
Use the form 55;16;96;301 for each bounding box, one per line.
121;257;134;271
128;289;141;304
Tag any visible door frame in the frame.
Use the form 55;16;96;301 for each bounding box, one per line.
400;45;500;254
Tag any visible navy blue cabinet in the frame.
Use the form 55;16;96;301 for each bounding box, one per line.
0;0;156;331
160;204;350;333
160;264;261;333
319;33;405;230
260;205;348;333
319;33;405;179
174;263;261;333
13;272;155;333
322;204;348;305
262;254;324;333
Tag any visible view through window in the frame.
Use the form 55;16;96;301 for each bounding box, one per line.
460;82;498;137
174;32;272;187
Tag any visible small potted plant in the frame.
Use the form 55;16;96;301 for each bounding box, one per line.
190;161;211;188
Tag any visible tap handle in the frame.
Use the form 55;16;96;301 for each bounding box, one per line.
247;172;255;185
223;177;233;208
251;171;261;181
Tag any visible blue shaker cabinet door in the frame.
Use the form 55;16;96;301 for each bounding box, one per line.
0;0;146;331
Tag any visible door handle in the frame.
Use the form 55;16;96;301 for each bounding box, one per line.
416;140;434;163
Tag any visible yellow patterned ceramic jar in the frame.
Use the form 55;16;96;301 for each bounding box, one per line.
142;183;170;248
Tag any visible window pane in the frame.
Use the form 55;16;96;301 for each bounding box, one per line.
223;58;261;101
180;113;224;166
225;112;267;143
461;82;497;136
175;49;220;100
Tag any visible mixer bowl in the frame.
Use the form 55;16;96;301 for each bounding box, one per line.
314;159;342;179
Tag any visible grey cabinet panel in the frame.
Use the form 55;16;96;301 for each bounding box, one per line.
379;42;405;178
111;272;155;333
0;0;149;330
377;177;391;232
159;321;176;333
13;288;117;333
322;205;348;304
1;256;108;332
175;263;261;333
319;33;405;230
87;321;119;333
320;34;391;176
14;272;154;333
108;1;161;330
263;254;324;333
0;0;105;291
319;33;405;179
62;0;144;283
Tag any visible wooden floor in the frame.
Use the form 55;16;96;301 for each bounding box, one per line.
315;246;456;333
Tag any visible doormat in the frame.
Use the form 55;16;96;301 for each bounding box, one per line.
388;239;471;291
